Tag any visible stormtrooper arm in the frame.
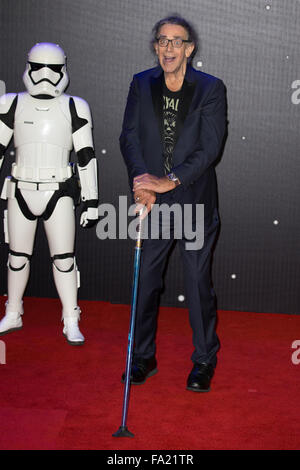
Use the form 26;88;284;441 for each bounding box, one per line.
69;96;98;228
0;94;18;172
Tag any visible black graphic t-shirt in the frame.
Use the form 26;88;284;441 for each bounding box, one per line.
162;82;182;174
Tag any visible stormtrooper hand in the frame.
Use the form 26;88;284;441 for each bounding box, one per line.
80;199;98;228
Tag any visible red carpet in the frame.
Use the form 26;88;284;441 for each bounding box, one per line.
0;295;299;450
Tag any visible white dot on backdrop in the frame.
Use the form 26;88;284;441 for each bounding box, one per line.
101;149;107;154
10;150;15;156
265;5;271;10
273;220;279;225
231;274;237;279
178;295;185;302
196;60;203;68
241;136;246;140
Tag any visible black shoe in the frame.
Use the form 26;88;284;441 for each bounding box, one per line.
186;362;214;392
121;356;158;385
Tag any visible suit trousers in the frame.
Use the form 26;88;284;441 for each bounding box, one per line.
133;189;220;367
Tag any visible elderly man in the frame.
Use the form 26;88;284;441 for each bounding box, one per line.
120;15;227;391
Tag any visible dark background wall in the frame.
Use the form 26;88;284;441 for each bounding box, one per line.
0;0;299;314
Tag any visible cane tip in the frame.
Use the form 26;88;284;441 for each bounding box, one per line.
112;426;135;438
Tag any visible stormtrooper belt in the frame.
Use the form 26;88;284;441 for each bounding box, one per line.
15;181;60;191
11;163;73;182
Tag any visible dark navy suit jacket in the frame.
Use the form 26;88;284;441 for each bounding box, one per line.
120;64;227;216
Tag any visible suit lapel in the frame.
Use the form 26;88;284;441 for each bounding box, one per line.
150;70;164;141
176;79;196;136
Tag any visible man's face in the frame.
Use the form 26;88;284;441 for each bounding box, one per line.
154;23;194;75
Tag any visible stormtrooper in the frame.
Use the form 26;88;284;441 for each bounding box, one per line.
0;42;98;345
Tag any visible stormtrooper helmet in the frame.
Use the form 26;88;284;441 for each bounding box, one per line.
23;42;69;97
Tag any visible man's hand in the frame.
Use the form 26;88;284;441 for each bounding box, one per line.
134;188;156;218
80;199;98;228
133;173;175;194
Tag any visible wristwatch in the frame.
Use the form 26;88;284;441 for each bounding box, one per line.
167;172;181;186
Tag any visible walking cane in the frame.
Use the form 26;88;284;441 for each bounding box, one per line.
113;208;144;438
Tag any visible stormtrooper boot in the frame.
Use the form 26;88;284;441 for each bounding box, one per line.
0;301;24;336
62;307;85;346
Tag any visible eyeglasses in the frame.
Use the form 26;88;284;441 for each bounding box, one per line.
156;37;191;48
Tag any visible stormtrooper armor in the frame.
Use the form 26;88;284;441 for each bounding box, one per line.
0;43;98;345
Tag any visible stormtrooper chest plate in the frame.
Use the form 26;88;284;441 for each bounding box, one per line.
12;93;73;181
14;93;72;149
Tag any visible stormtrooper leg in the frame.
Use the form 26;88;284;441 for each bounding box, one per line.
43;196;84;345
0;198;37;335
